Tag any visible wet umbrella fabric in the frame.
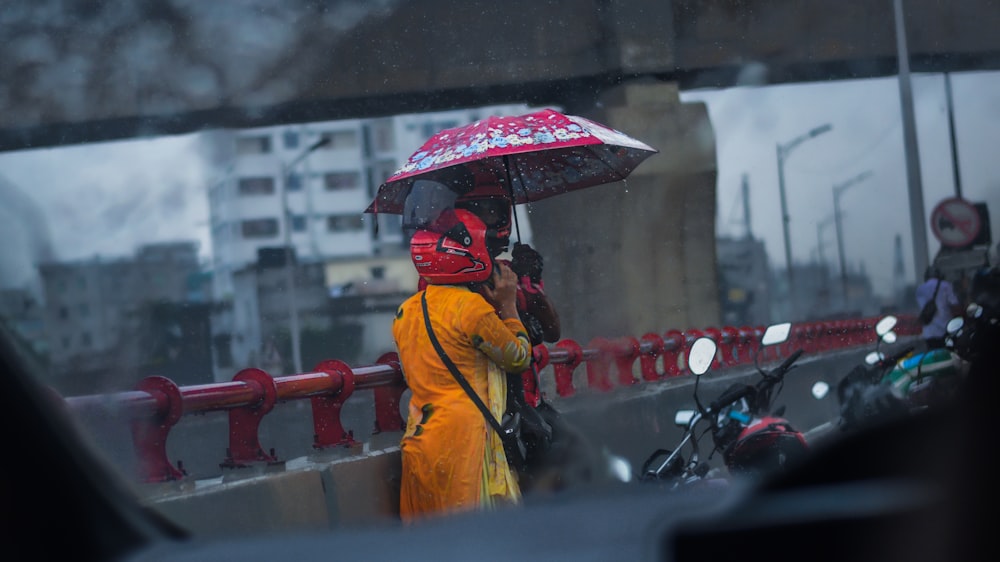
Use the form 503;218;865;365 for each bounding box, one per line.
364;108;657;214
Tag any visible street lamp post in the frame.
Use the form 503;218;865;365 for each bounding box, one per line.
832;170;873;305
816;214;836;266
776;123;832;319
281;136;330;375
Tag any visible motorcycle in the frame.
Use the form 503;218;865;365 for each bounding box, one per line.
819;314;965;433
639;322;809;487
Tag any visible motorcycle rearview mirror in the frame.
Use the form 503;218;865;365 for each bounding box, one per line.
760;322;792;347
688;337;717;414
875;315;898;338
966;303;983;319
946;316;964;335
811;381;830;399
865;351;884;365
874;315;898;354
674;409;696;427
755;322;791;375
688;337;718;376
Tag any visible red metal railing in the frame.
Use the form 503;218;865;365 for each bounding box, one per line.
64;315;920;483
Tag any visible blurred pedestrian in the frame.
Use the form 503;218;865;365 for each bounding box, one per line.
916;266;963;349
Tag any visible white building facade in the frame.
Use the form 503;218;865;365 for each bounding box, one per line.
207;104;536;379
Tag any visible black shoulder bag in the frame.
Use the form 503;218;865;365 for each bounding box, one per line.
420;291;528;471
919;280;941;325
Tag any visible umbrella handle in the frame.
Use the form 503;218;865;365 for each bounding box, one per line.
502;155;522;243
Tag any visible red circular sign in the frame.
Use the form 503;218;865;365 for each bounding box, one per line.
930;197;981;247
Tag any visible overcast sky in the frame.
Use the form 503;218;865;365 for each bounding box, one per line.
0;134;210;290
682;70;1000;294
1;70;997;297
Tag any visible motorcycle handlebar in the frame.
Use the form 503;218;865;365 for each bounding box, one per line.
774;348;804;377
709;384;755;413
878;345;916;369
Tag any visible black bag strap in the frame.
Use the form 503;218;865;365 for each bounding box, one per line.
421;291;510;438
931;279;941;300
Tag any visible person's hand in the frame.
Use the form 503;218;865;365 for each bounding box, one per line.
511;242;544;283
480;261;519;319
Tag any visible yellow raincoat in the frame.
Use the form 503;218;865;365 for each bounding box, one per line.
393;284;532;522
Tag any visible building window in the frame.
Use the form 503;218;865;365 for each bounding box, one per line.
370;120;395;152
283;130;299;150
327;215;364;232
61;336;71;349
324;171;361;191
81;332;92;347
78;303;89;317
236;135;271;155
291;215;307;232
241;218;279;238
58;306;69;320
371;266;385;279
318;130;358;150
375;213;403;240
238;177;275;196
286;173;302;192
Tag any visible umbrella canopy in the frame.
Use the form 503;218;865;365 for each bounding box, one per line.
364;108;657;214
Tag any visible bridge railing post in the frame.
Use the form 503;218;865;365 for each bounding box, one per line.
372;352;405;434
221;368;280;469
310;360;358;449
130;376;186;483
639;332;665;381
552;339;583;397
612;336;640;387
586;337;615;392
662;329;685;376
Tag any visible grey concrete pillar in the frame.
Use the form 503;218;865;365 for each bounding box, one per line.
528;81;719;341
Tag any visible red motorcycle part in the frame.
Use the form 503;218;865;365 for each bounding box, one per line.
725;415;809;475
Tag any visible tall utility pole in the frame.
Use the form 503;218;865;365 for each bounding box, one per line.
944;73;963;199
833;170;874;305
281;137;330;375
894;0;930;285
742;173;753;240
777;123;833;319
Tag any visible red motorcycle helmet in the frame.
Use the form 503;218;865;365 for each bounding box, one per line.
410;208;494;285
724;416;809;477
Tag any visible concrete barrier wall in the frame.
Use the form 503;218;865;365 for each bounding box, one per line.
142;346;875;538
148;445;404;538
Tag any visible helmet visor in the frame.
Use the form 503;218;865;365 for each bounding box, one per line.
402;179;460;239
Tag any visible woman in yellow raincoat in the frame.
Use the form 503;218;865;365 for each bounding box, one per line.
393;208;532;522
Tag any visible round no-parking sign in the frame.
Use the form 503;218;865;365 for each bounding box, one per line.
930;197;982;247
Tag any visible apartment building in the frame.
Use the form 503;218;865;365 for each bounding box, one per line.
207;104;536;378
38;241;211;393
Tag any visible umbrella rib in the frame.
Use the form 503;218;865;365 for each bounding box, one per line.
589;147;629;185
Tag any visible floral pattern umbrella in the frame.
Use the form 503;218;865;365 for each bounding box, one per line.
364;108;658;214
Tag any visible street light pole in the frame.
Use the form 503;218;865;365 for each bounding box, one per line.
281;137;330;375
816;214;836;266
832;170;873;305
776;123;832;320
